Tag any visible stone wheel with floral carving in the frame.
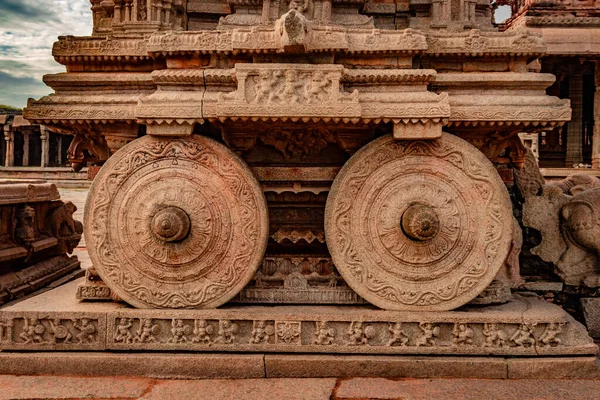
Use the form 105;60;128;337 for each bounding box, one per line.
84;135;269;309
325;133;513;311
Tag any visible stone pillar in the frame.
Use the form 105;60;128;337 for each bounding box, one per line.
3;125;13;167
566;71;584;167
57;135;63;166
22;132;30;167
593;62;600;169
40;126;49;168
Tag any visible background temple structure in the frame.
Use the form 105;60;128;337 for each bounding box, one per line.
0;115;71;169
498;0;600;171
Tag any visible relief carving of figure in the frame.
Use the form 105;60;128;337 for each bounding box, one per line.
134;319;160;343
168;319;192;344
73;318;97;344
114;318;134;343
345;321;375;346
48;201;81;238
539;323;564;347
314;321;335;345
387;322;409;346
249;320;274;344
15;206;35;246
483;323;509;348
214;320;239;344
452;323;474;346
517;150;600;287
49;319;72;344
192;319;214;344
415;322;440;347
283;70;304;104
307;72;331;104
510;323;537;347
19;317;47;344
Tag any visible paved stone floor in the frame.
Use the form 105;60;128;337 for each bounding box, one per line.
1;376;600;399
11;189;588;399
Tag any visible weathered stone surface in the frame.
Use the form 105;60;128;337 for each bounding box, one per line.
85;135;269;309
139;378;337;400
325;133;514;311
1;280;596;356
507;357;600;379
265;355;508;379
521;173;600;287
0;352;265;380
335;377;600;400
581;298;600;338
0;375;149;400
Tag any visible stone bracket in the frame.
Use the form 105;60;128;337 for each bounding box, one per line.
393;120;443;140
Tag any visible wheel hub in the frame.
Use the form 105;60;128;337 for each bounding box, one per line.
151;206;191;243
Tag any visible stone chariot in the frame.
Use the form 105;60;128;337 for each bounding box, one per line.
2;0;595;367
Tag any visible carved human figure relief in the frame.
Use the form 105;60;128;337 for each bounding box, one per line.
539;323;564;347
114;318;134;343
483;323;509;348
249;320;275;344
415;322;440;347
510;323;537;348
386;322;409;346
168;319;192;344
49;319;72;344
134;319;160;343
314;321;336;345
19;318;47;344
73;318;97;344
452;323;474;346
192;320;214;344
215;320;239;344
345;321;375;346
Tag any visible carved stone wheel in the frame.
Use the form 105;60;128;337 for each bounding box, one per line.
325;133;513;311
85;135;269;309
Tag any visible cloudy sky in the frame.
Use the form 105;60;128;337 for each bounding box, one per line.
0;0;92;108
0;1;511;109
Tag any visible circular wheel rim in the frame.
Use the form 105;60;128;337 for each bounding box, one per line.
84;135;269;309
325;133;513;311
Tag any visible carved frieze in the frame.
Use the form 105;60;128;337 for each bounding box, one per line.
91;295;595;355
426;30;547;56
0;314;105;350
205;64;361;121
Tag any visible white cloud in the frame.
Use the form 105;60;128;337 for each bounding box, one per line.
0;0;93;107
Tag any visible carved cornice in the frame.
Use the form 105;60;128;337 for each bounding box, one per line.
343;69;436;84
525;14;600;27
426;29;546;56
53;36;150;65
434;72;571;129
43;73;155;91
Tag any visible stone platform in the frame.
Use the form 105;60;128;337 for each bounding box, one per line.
0;280;596;358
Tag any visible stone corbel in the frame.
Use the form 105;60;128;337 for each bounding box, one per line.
102;123;139;154
67;133;111;172
145;120;196;136
393;120;443;140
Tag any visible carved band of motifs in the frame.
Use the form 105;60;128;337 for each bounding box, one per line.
0;309;593;356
